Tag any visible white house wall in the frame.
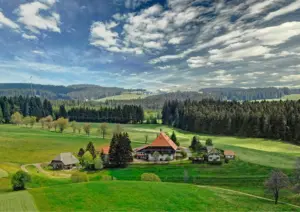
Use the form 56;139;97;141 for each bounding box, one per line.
148;153;174;161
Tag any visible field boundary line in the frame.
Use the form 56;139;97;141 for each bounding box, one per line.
197;185;300;209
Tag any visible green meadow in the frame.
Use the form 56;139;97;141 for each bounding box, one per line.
96;92;150;102
0;123;300;210
29;181;299;211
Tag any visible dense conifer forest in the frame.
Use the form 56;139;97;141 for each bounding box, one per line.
162;99;300;145
0;96;144;124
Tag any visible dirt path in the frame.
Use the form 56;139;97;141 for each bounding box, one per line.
198;185;300;209
21;163;71;178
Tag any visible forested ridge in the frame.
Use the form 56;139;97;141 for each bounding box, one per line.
0;96;144;124
162;99;300;145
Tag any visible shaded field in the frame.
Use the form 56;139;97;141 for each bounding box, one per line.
0;191;37;212
30;181;298;211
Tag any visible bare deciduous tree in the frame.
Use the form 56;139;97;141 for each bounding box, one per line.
264;170;289;204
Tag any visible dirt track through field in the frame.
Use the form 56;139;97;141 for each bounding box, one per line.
21;163;71;178
198;185;300;209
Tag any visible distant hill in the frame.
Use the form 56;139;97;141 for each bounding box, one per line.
0;83;146;100
200;87;297;101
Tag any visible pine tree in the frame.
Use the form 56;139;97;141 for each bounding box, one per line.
0;106;4;123
59;105;68;118
190;136;199;151
170;131;179;146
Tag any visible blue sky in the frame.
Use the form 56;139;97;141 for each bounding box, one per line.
1;0;300;91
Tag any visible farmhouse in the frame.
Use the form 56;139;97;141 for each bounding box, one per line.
100;146;110;163
50;152;79;170
207;148;221;162
224;150;235;159
135;132;178;161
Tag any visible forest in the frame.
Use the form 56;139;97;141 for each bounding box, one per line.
162;99;300;145
0;96;144;124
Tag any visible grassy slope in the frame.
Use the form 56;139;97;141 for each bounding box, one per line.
0;124;300;168
30;181;297;212
0;191;38;212
96;92;149;102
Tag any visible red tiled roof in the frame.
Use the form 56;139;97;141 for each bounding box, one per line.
134;145;149;152
150;132;178;150
224;150;235;156
101;146;110;155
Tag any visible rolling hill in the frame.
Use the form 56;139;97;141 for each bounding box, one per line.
0;83;147;100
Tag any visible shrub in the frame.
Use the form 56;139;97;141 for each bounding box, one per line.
71;172;89;183
165;156;171;161
11;171;31;191
141;173;161;182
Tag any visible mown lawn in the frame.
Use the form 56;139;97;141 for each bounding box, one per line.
30;181;299;211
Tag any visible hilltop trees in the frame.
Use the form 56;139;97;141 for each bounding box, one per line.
265;170;289;204
109;132;133;167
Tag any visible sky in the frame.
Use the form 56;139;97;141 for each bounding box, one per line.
1;0;300;92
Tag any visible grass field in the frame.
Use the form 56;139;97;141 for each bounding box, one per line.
96;92;149;102
0;191;37;212
29;181;298;211
0;124;300;168
0;123;300;210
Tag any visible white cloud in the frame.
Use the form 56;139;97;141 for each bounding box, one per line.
22;33;38;40
168;37;185;45
246;0;279;16
265;0;300;21
187;56;208;68
32;50;44;55
0;11;19;29
90;21;143;54
17;1;60;33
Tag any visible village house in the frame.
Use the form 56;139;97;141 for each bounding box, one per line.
207;148;221;162
50;152;79;170
224;150;235;160
135;132;178;161
99;146;110;163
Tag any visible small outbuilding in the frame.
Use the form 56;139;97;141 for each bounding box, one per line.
224;150;235;160
50;152;79;170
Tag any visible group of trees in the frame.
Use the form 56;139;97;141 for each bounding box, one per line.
64;105;144;124
77;142;103;170
163;99;300;144
109;132;133;167
0;96;52;123
190;136;213;152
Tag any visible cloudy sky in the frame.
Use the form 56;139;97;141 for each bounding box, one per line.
1;0;300;91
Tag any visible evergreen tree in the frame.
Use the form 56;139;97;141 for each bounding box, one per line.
190;136;199;151
0;106;4;123
59;105;68;118
78;148;85;157
170;131;179;146
94;155;103;170
109;132;133;167
86;142;96;159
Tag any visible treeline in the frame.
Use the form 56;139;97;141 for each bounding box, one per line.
162;99;300;145
0;96;144;124
66;105;144;123
200;87;291;101
0;96;52;123
102;91;215;110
